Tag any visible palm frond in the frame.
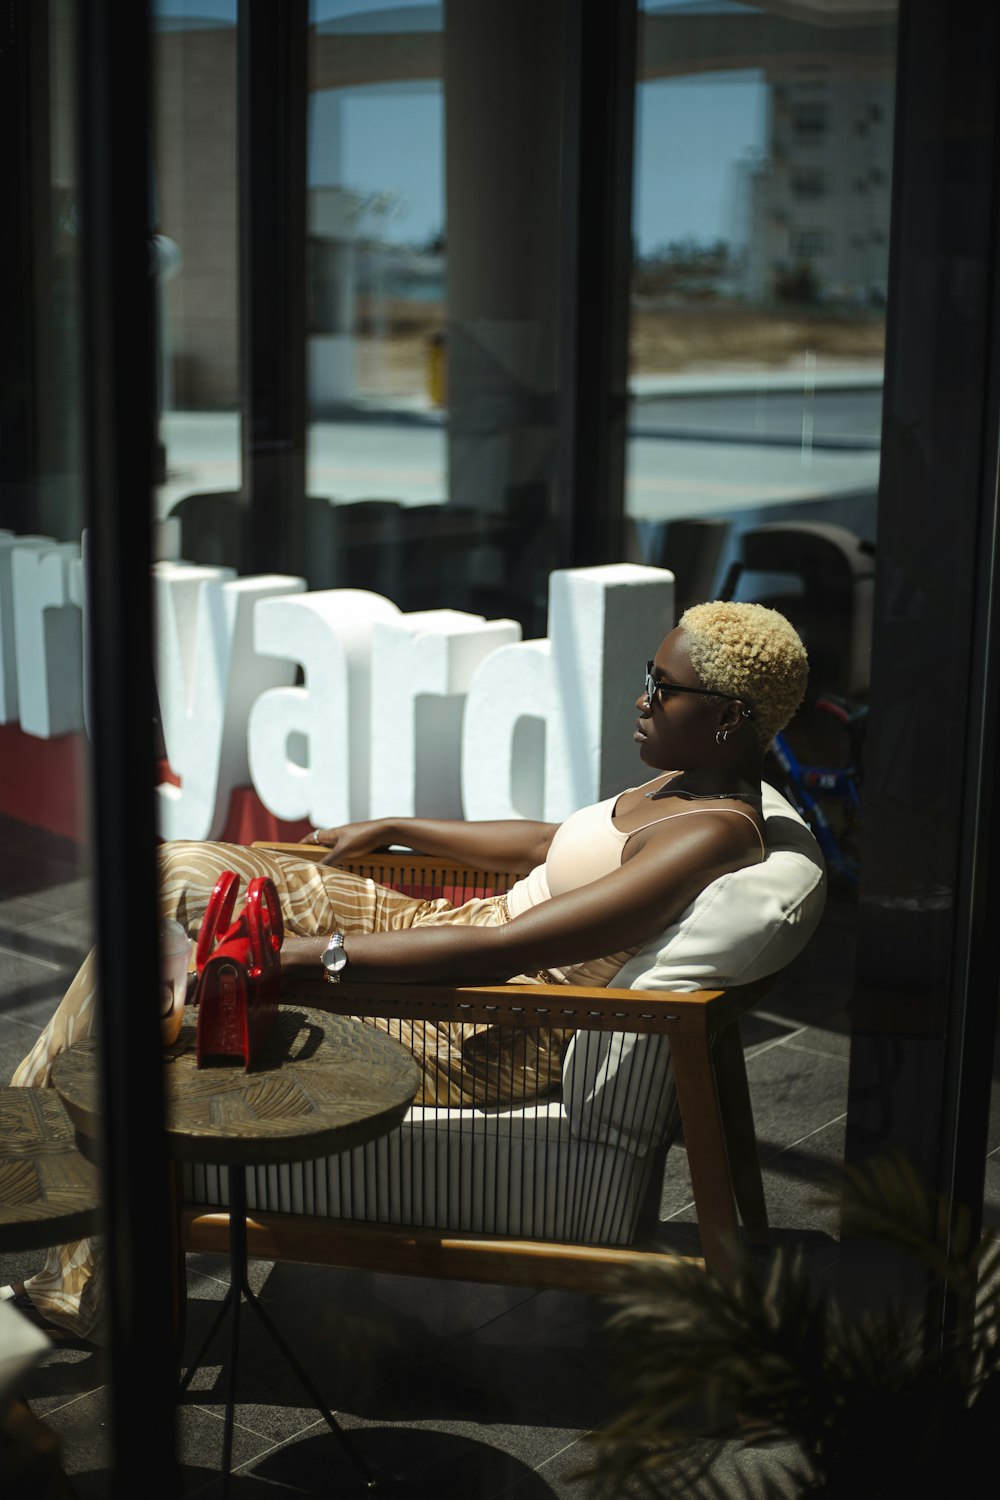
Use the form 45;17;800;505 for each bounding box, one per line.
588;1155;1000;1500
840;1151;998;1305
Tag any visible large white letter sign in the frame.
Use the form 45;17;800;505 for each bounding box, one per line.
554;563;677;804
368;609;522;819
11;540;84;738
155;564;306;841
0;533;54;726
66;538;89;740
247;589;400;827
462;564;675;822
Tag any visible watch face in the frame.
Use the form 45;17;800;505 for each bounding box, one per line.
322;935;347;977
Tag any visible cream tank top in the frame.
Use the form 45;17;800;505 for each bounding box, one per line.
505;782;766;920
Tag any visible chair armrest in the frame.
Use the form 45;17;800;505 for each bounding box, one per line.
280;977;768;1036
250;845;526;890
255;843;769;1035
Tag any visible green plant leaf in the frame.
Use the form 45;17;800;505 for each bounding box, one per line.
589;1155;999;1499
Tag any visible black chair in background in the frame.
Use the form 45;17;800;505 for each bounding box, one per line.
644;517;731;617
721;521;875;698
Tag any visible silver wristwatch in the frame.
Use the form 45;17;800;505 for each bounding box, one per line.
320;931;348;983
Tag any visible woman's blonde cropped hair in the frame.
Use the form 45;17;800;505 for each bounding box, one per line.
679;601;809;748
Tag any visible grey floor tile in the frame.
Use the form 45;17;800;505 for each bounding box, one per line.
25;1385;113;1485
759;1117;847;1241
178;1295;333;1447
185;1390;323;1453
986;1061;1000;1155
784;1018;852;1059
0;811;36;848
59;1470;111;1500
8;1340;107;1418
0;1014;43;1081
984;1153;1000;1230
648;1215;705;1261
0;1244;50;1292
177;1401;281;1494
657;1113;846;1254
0;985;68;1035
655;1009;848;1223
0;851;89;909
2;825;89;872
229;1413;581;1500
601;1440;802;1500
764;897;857;1026
656;1039;847;1223
741;1012;805;1058
0;943;65;1004
181;1252;329;1301
765;974;855;1029
0;892;57;931
499;1436;599;1499
3;906;93;971
186;1257;280;1303
0;978;67;1050
41;1383;279;1499
355;1289;615;1434
745;1040;849;1163
299;1263;538;1363
656;1141;695;1219
181;1263;538;1441
449;1286;607;1357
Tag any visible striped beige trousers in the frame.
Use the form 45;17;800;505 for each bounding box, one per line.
13;840;627;1340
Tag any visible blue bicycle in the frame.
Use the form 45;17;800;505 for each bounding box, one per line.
769;694;866;886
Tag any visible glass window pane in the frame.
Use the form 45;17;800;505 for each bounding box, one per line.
306;0;560;633
152;0;240;556
0;0;98;1348
628;0;897;1244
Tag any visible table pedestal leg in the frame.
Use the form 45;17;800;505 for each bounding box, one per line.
178;1165;376;1493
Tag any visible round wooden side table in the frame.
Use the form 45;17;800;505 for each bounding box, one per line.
52;1006;420;1494
0;1087;98;1252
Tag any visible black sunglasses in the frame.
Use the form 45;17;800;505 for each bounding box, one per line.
644;661;754;718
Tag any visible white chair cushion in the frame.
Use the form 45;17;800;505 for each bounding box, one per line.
611;782;826;993
561;784;826;1153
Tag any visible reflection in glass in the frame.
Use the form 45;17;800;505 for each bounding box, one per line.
0;0;98;1345
0;0;90;835
628;1;895;617
151;0;240;548
307;0;448;606
627;0;898;1250
306;1;562;631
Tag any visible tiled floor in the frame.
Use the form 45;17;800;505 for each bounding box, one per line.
0;814;862;1496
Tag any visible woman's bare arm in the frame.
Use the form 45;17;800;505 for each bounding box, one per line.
305;817;557;872
283;813;761;985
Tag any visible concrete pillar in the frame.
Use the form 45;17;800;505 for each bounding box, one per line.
443;0;564;523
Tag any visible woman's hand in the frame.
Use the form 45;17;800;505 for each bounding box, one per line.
299;820;390;866
299;816;557;872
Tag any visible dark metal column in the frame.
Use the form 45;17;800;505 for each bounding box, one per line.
442;0;566;634
556;0;637;567
0;0;45;536
847;0;1000;1332
77;0;178;1488
237;0;308;580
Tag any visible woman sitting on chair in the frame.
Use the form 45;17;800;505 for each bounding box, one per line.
7;600;808;1338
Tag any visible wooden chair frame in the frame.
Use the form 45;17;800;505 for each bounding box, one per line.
180;853;771;1290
